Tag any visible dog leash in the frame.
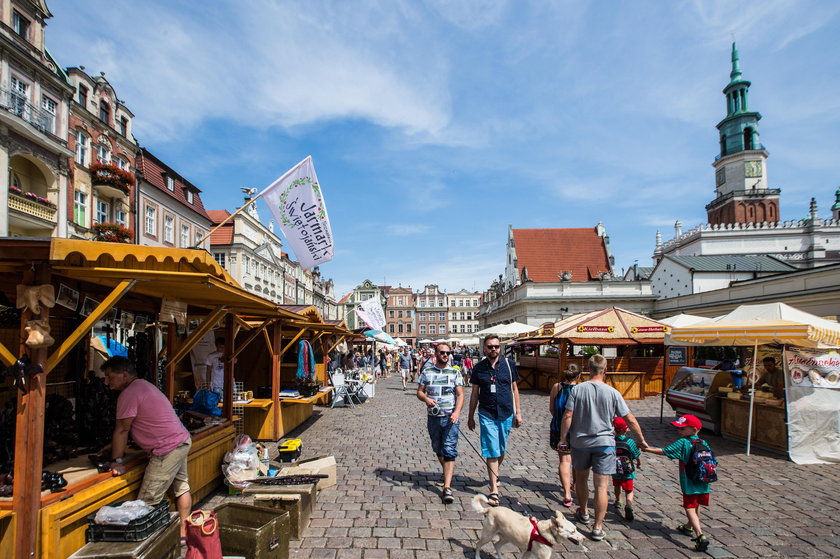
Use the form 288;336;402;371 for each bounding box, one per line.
459;428;529;514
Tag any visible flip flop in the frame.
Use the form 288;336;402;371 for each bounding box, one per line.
561;498;573;508
487;492;500;507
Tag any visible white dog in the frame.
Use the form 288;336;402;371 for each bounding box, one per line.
472;494;584;558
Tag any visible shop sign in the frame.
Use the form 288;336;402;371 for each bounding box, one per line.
160;297;187;325
631;326;669;333
576;325;614;332
787;348;840;388
668;346;688;366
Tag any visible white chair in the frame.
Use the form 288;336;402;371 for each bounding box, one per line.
330;370;361;408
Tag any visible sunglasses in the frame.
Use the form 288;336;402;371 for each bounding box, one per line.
485;345;500;349
437;351;452;355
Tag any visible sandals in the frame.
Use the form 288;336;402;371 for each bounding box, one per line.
442;487;454;504
574;508;591;523
693;534;710;552
677;523;694;536
487;492;500;507
561;498;573;508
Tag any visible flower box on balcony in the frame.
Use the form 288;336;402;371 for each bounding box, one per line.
8;186;56;209
92;222;134;243
90;161;135;196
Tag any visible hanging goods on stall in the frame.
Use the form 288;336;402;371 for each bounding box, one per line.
185;509;223;559
614;439;636;476
685;439;718;483
297;340;315;380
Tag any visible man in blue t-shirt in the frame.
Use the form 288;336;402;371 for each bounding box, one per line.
417;343;464;504
466;335;522;507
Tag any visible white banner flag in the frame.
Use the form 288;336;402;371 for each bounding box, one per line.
355;308;376;331
262;156;334;270
359;297;386;331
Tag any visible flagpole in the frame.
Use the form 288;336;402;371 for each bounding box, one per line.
190;155;312;249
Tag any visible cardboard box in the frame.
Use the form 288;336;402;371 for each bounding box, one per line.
278;455;336;490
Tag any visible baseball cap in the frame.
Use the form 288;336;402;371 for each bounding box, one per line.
670;414;703;429
613;417;628;430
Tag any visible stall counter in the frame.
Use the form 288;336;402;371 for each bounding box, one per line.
720;396;787;452
243;390;332;441
33;422;234;559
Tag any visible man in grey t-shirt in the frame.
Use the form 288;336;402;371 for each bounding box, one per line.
559;355;648;541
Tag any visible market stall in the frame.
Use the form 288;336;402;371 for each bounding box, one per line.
669;302;840;460
0;238;293;559
514;307;669;399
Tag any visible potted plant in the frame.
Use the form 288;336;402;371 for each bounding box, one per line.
91;222;133;243
9;186;56;209
89;161;135;195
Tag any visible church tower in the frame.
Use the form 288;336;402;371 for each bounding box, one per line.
706;43;780;225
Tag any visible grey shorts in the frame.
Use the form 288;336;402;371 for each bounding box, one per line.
571;446;615;475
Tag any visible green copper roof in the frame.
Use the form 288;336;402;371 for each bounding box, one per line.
832;187;840;211
729;42;745;84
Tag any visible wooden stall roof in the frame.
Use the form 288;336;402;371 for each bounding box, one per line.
49;239;280;315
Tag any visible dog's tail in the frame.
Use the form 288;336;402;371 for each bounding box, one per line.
471;494;490;514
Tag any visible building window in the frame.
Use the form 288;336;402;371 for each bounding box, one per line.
99;100;110;124
439;312;445;320
406;324;412;333
115;209;127;227
473;299;478;306
114;157;130;171
95;144;110;163
10;76;28;116
406;310;411;318
181;224;189;247
244;256;251;275
12;10;30;39
466;312;472;320
119;116;128;136
419;300;425;307
78;84;88;107
460;312;465;320
195;230;202;245
165;175;175;191
145;205;156;236
389;324;395;333
452;313;457;320
95;200;109;224
459;300;464;306
41;95;57;134
398;323;403;334
429;325;436;335
420;325;426;335
389;310;394;318
419;312;425;321
74;130;89;165
439;324;446;333
186;190;194;204
438;300;444;307
451;326;457;333
163;216;174;243
74;191;87;226
397;310;403;318
460;325;466;333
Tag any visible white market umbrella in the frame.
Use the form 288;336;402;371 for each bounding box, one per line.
475;322;533;338
670;302;840;455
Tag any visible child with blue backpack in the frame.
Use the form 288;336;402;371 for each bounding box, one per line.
548;364;581;508
611;416;641;521
644;414;717;552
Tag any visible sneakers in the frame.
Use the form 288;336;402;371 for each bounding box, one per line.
574;508;591;523
589;527;606;541
677;523;694;536
442;487;454;504
613;499;622;510
693;534;710;552
624;504;634;522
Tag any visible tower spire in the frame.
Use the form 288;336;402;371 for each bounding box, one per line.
730;42;742;83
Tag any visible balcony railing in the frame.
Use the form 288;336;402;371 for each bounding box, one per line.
0;88;55;135
8;191;57;222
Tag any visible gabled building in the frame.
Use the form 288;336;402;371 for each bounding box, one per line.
385;286;415;345
66;68;138;240
0;0;74;238
135;148;211;250
340;280;387;330
447;289;482;340
416;284;447;339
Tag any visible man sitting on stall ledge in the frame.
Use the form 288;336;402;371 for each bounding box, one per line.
103;356;193;537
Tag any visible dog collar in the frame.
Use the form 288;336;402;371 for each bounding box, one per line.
528;516;553;551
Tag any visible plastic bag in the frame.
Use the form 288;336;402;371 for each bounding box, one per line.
190;389;222;416
222;434;259;488
94;500;152;525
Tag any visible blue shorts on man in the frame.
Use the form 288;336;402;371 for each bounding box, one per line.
478;412;513;458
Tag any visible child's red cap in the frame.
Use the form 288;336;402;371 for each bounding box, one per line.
613;417;628;430
670;414;702;429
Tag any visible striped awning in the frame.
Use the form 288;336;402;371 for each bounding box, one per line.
670;319;840;348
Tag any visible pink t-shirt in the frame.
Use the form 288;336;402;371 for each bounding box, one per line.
117;378;190;456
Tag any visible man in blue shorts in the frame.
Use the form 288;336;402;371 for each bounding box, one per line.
417;343;464;504
466;335;522;507
559;354;648;541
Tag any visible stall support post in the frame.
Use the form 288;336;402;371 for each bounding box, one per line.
165;321;177;401
746;340;758;456
271;321;283;440
223;315;235;419
13;265;50;559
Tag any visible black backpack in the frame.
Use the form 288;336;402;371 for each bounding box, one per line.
684;438;718;483
615;438;635;476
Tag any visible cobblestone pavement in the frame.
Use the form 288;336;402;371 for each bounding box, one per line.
203;376;840;558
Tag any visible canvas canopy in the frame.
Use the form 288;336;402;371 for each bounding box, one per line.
475;322;534;338
522;307;668;343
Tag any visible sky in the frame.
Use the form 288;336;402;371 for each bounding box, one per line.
46;1;840;298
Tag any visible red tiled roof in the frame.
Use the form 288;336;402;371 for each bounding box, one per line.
136;149;211;220
337;292;353;304
207;210;233;245
512;228;611;282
